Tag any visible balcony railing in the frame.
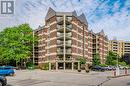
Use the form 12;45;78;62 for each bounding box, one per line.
56;58;73;61
56;58;63;60
57;50;71;54
66;33;71;36
57;41;63;45
65;58;73;60
57;17;63;22
57;25;63;28
57;50;64;54
57;33;64;37
57;40;71;47
66;25;72;28
66;51;71;54
66;42;71;46
57;25;63;31
66;17;72;22
57;33;72;38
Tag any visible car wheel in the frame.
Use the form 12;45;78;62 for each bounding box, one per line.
0;81;3;86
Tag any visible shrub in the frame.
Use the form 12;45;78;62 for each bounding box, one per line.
26;62;35;70
26;62;34;67
99;64;108;67
78;58;86;64
119;61;127;66
40;63;49;70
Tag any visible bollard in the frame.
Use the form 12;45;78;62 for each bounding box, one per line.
125;68;128;75
113;69;116;77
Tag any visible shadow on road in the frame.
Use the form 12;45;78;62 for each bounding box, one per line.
127;83;130;85
7;85;13;86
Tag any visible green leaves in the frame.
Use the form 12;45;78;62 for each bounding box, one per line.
78;57;86;64
92;53;101;66
106;51;118;65
0;24;36;65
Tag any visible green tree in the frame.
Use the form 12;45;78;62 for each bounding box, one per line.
119;61;127;66
92;53;100;66
106;51;118;65
78;57;86;64
0;24;37;66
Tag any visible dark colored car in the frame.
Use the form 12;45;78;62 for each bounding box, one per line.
0;76;7;86
102;66;114;71
0;66;15;76
92;65;105;72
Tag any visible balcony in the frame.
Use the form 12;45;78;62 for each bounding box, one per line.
57;42;71;46
66;50;71;54
55;58;73;61
66;33;72;39
57;17;63;24
66;25;72;32
57;25;72;32
66;17;72;22
57;49;71;55
57;33;72;39
56;58;64;61
57;41;63;47
66;17;72;25
66;41;71;47
57;33;64;39
65;58;73;61
57;40;63;44
57;50;64;54
57;25;63;32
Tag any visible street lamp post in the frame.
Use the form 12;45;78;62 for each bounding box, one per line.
116;54;120;76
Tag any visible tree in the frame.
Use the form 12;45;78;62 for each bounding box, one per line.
122;53;130;64
78;57;87;70
0;24;37;66
78;57;86;64
92;53;100;66
106;51;118;66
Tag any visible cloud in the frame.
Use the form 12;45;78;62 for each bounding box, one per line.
88;0;130;41
0;0;130;41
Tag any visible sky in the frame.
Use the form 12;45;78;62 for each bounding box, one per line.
0;0;130;41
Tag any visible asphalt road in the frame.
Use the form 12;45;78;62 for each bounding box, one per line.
6;70;130;86
102;76;130;86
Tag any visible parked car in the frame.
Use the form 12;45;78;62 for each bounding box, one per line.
119;66;129;69
0;66;15;76
109;66;116;70
91;65;105;72
103;66;116;71
0;76;7;86
102;66;109;70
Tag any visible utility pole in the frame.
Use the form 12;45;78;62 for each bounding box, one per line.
116;54;120;76
117;55;119;67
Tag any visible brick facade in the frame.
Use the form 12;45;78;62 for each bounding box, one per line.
34;7;108;70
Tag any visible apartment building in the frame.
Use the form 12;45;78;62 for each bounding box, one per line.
34;7;108;70
109;40;130;57
90;30;108;64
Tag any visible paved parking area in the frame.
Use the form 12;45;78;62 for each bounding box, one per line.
6;70;130;86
